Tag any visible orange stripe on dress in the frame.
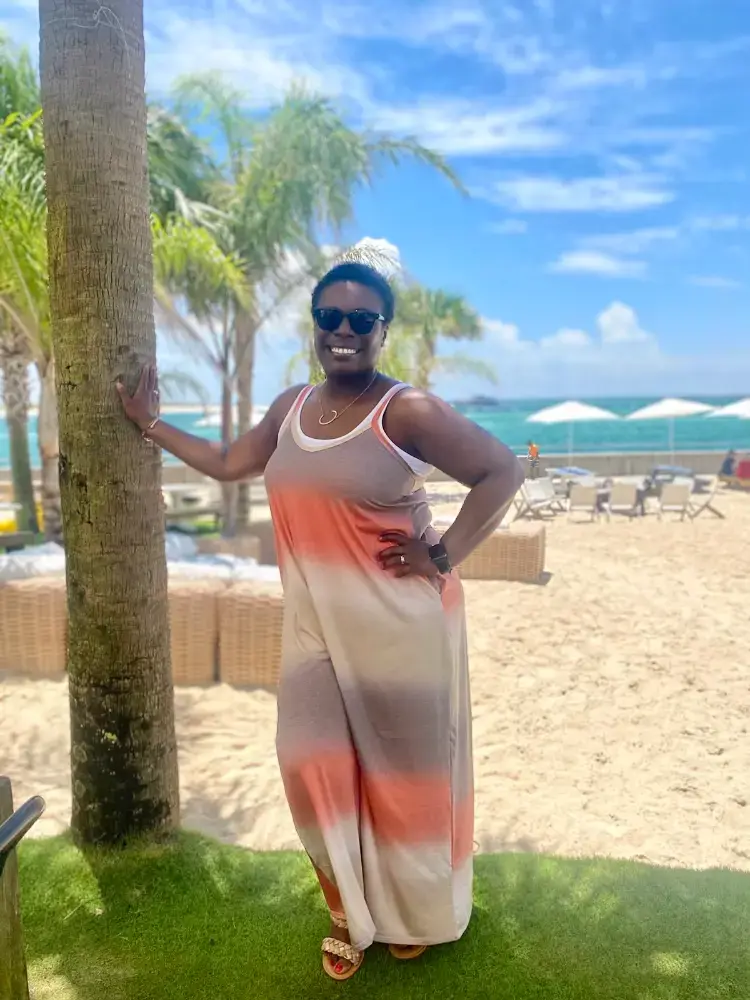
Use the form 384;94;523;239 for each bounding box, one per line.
361;772;453;847
280;747;360;830
269;486;411;571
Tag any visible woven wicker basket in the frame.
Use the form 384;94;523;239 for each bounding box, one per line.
196;535;261;561
455;524;546;582
0;577;67;675
168;579;223;685
218;580;284;687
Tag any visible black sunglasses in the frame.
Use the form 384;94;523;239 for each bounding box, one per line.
312;307;385;336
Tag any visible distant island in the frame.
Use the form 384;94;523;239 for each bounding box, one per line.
453;395;502;408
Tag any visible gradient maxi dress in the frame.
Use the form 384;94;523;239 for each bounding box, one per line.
264;383;474;951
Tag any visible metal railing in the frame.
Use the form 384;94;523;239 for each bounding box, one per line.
0;777;45;1000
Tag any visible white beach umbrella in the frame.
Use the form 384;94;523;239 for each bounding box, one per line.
527;400;620;459
626;397;714;460
706;397;750;419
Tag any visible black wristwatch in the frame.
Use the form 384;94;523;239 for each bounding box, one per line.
428;542;452;574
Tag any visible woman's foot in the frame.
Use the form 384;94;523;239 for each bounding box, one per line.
389;944;428;961
322;920;364;980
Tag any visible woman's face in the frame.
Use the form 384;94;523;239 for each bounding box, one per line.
313;280;388;377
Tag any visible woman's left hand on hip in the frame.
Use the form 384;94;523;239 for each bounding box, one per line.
378;531;439;578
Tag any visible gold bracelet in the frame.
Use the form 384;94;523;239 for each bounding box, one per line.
142;417;160;441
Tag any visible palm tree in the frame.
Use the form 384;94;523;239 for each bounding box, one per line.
0;324;37;533
0;110;60;538
1;37;220;540
0;35;44;535
394;285;492;391
0;32;38;115
146;104;221;226
39;0;179;844
168;77;464;531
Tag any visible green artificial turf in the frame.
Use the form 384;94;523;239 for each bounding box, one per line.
18;833;749;1000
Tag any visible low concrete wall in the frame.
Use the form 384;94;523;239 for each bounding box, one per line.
431;450;730;481
1;449;730;486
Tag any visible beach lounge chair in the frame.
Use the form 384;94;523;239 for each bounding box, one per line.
536;478;566;512
658;482;692;521
568;484;599;522
513;479;563;520
605;483;640;520
688;476;724;520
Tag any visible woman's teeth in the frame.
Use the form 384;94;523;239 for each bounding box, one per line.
331;346;357;355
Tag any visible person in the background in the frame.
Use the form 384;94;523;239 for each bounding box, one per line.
720;449;736;478
527;439;540;479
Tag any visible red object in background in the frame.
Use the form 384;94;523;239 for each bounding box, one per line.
736;460;750;480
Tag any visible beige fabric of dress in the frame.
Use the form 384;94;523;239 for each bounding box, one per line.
265;384;474;951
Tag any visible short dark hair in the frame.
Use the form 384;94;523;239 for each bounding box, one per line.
311;262;396;322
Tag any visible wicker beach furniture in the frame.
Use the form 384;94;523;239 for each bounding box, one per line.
168;579;225;685
434;522;546;583
218;579;284;687
0;577;67;675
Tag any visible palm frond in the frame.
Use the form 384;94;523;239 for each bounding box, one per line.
365;136;467;195
158;368;212;407
433;354;498;385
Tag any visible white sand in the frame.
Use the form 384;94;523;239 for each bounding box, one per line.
2;488;749;871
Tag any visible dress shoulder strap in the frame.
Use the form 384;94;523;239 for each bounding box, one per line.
278;385;314;440
370;382;410;425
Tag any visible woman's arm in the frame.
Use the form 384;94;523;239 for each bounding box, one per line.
118;365;305;482
380;390;524;573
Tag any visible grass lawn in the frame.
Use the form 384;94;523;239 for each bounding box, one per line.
19;833;749;1000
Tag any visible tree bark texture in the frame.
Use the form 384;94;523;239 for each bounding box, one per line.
414;333;435;392
37;359;63;542
0;332;39;535
39;0;179;844
0;778;30;1000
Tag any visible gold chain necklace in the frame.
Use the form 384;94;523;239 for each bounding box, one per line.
318;373;379;426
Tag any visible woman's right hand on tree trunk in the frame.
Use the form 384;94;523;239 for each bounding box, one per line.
117;365;159;431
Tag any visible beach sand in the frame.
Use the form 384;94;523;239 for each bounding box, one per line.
2;487;749;871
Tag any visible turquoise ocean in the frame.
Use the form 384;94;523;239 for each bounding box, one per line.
1;396;747;468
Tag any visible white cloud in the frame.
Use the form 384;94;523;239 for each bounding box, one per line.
490;219;529;235
689;275;742;290
555;64;649;91
482;318;526;349
582;226;680;255
541;327;592;348
550;251;646;277
144;14;370;107
596;301;653;344
366;98;567;156
690;215;750;232
491;175;673;212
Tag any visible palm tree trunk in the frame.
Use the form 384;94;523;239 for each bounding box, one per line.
220;373;237;537
235;309;255;530
414;332;436;392
40;0;179;845
0;333;39;535
37;358;63;542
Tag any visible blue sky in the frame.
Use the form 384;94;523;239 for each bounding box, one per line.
3;0;750;402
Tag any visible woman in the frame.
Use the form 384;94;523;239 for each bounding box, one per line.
118;252;523;980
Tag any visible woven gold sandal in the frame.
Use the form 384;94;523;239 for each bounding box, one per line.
389;944;428;961
322;913;364;981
